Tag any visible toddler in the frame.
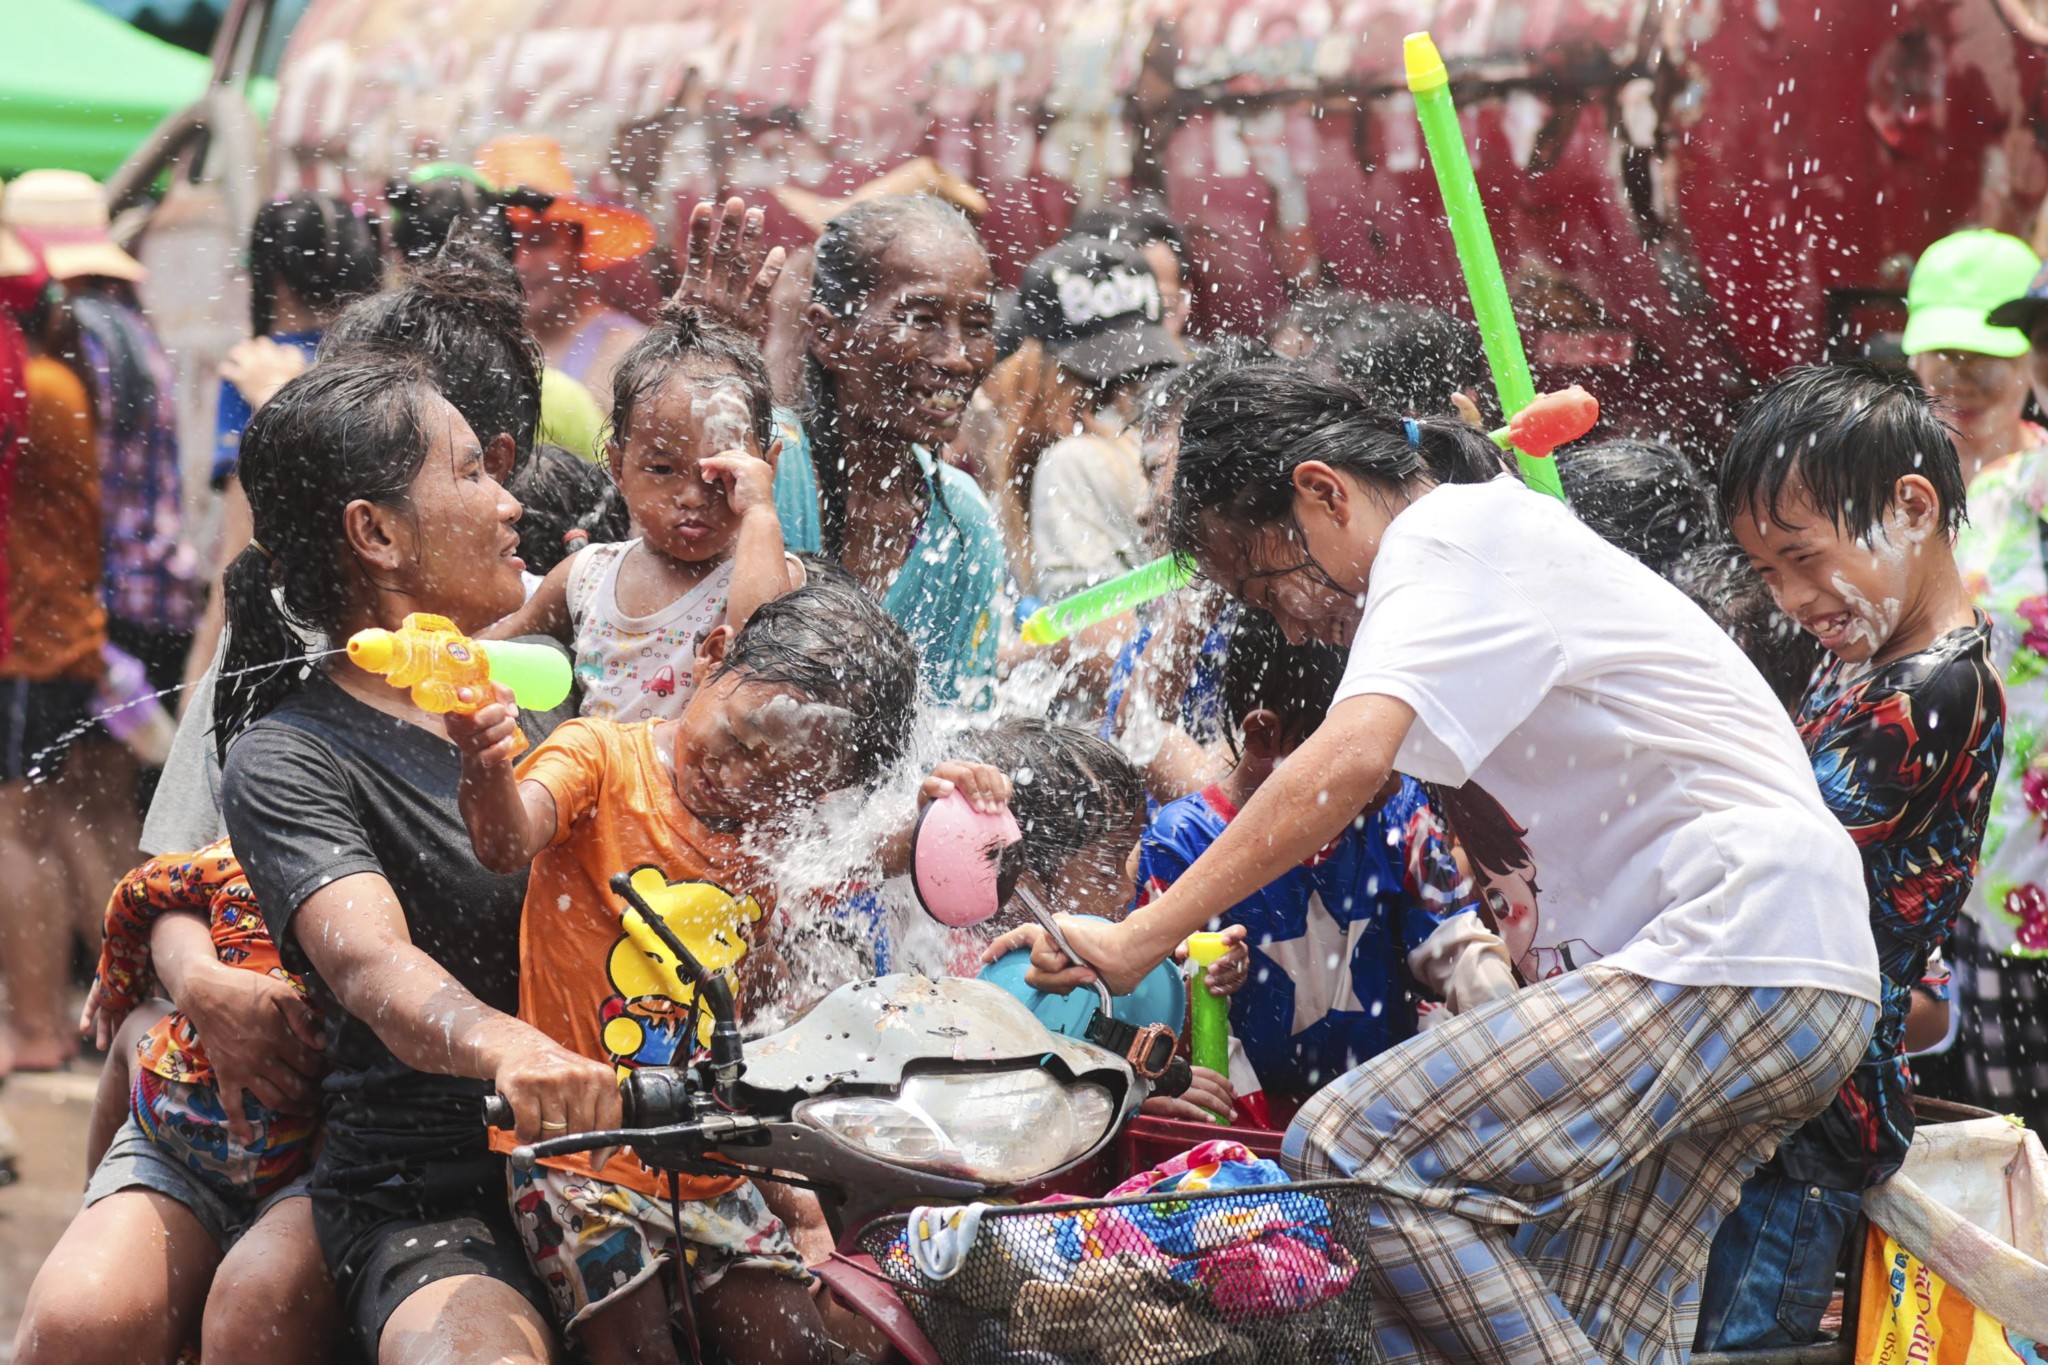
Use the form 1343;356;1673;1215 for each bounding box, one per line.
491;301;797;718
451;575;1000;1365
1134;612;1494;1127
1698;362;2004;1349
79;840;321;1240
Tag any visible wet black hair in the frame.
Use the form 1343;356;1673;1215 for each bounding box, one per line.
247;192;383;337
1220;610;1345;752
1270;289;1365;350
384;174;552;265
607;300;774;454
804;194;985;558
1168;361;1508;558
1066;204;1191;275
1556;439;1721;578
1318;300;1487;418
956;718;1145;887
214;355;438;756
1717;361;1966;540
1666;542;1821;712
506;443;629;574
715;573;919;788
321;240;543;478
1138;334;1280;439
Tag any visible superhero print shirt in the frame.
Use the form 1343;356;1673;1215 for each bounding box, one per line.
1776;614;2003;1188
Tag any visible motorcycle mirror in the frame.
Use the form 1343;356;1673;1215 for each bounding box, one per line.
910;790;1023;927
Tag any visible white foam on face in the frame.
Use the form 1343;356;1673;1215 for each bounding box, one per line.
1831;506;1917;656
691;380;755;455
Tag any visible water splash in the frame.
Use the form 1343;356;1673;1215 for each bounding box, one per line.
20;648;347;784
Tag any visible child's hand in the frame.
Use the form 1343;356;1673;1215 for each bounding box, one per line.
219;335;310;410
78;979;130;1052
1174;925;1250;997
700;449;778;517
1142;1065;1236;1124
444;683;522;768
920;761;1012;815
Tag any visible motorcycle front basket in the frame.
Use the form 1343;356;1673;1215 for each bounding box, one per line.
857;1178;1376;1365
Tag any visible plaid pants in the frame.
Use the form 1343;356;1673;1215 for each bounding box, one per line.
1281;966;1873;1365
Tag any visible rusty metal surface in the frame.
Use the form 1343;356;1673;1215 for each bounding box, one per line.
742;972;1129;1094
230;0;2048;443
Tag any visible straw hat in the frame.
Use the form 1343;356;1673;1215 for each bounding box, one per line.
0;170;144;283
474;135;655;271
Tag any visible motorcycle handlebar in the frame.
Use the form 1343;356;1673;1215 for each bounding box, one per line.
483;1095;516;1130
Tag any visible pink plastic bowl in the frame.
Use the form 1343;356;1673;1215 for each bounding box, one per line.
910;791;1022;928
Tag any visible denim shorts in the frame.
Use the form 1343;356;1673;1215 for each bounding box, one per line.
84;1112;313;1251
1694;1167;1863;1350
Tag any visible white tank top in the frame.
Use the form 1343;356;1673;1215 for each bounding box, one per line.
565;540;734;722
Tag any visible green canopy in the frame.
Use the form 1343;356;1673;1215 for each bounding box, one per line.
0;0;212;179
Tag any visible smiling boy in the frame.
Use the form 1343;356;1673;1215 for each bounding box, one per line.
1700;361;2005;1349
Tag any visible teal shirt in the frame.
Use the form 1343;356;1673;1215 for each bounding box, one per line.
773;409;1003;709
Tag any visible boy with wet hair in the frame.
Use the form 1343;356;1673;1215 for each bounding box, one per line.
1700;361;2004;1349
449;574;1005;1365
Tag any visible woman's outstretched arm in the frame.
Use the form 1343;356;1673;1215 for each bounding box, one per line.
989;693;1415;995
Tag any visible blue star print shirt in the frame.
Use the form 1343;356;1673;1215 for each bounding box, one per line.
1136;777;1473;1106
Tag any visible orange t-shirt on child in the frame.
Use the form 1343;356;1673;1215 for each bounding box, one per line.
487;718;769;1200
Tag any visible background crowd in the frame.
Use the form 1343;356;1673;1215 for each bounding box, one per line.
0;131;2044;1365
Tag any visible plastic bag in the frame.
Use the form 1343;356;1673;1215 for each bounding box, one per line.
1855;1117;2048;1363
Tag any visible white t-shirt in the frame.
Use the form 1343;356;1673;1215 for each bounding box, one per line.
1333;477;1879;1002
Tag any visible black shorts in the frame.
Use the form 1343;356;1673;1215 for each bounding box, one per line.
311;1150;553;1353
0;677;97;782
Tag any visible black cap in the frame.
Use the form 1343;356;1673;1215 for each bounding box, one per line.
1016;236;1182;384
1987;261;2048;340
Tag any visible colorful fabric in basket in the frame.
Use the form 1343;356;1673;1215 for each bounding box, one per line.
1096;1138;1358;1315
885;1139;1358;1336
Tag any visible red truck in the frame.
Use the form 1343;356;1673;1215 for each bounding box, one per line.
115;0;2048;470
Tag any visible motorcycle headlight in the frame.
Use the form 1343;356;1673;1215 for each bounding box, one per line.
796;1069;1118;1184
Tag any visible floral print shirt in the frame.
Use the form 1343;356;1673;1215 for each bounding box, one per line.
1956;438;2048;957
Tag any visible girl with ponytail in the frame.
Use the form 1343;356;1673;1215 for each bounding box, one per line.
214;193;383;489
777;194;1007;708
993;358;1882;1365
214;355;617;1365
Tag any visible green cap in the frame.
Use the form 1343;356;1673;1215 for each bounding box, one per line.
1903;229;2040;359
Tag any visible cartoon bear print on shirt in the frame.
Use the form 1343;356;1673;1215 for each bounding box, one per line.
599;865;762;1076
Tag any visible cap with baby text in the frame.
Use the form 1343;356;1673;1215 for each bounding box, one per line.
1015;237;1183;385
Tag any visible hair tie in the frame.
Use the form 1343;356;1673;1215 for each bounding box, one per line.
1403;418;1421;448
